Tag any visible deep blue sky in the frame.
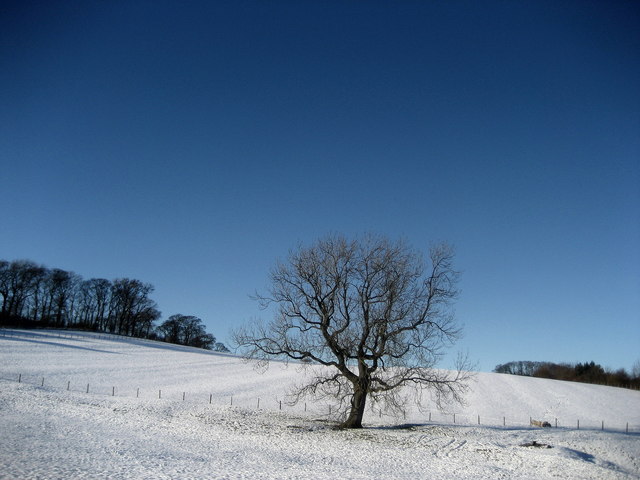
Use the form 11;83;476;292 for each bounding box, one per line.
2;1;638;372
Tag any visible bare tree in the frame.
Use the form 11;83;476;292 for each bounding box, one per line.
181;315;205;346
0;260;44;322
234;234;472;428
29;265;49;324
90;278;112;331
46;268;80;327
109;278;159;336
0;260;10;320
157;314;227;350
633;360;640;380
158;314;184;344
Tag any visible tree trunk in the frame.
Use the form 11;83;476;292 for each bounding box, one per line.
341;381;368;428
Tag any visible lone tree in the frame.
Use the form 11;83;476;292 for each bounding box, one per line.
234;234;471;428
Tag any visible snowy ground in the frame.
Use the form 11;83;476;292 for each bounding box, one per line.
1;329;639;479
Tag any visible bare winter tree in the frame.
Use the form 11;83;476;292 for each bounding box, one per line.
109;278;159;336
233;234;472;428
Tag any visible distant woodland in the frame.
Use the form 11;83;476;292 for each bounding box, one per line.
0;259;228;352
494;360;640;390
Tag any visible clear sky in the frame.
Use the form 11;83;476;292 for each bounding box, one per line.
2;0;638;372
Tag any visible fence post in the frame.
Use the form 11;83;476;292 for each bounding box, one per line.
137;388;139;398
503;416;506;427
453;413;456;424
159;390;161;399
231;395;233;406
209;394;212;404
555;418;557;428
626;422;629;433
18;374;21;383
429;412;431;422
67;381;70;391
183;392;185;401
112;386;115;396
478;415;480;425
279;400;282;411
577;419;579;430
257;398;260;409
601;421;604;431
41;377;44;387
86;384;89;393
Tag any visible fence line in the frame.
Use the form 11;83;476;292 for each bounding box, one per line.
3;372;637;434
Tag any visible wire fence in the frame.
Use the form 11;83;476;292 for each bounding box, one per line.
2;371;637;434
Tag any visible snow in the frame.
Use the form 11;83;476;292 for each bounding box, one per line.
1;329;639;479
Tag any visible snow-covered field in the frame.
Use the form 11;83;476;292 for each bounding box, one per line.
1;329;639;479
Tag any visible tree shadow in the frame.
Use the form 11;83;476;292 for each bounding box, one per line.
563;448;595;463
1;328;236;358
2;335;119;354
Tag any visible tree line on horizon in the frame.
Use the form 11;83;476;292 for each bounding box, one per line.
0;258;228;352
494;360;640;390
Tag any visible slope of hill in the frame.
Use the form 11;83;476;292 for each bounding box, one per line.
1;329;639;479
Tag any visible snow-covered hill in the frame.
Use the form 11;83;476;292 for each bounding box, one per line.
1;329;639;479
